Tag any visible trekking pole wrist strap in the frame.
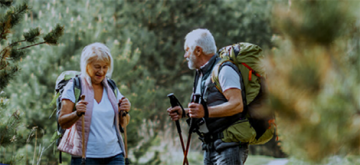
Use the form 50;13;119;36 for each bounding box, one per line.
203;103;209;118
182;108;186;118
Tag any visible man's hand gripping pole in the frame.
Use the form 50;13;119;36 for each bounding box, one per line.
183;94;201;165
167;93;188;165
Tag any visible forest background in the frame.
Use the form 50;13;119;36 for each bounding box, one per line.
0;0;359;165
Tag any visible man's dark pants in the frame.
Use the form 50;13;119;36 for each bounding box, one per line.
203;142;249;165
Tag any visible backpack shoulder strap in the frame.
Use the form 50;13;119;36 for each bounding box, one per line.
107;78;118;98
211;60;248;113
73;76;82;105
211;59;237;94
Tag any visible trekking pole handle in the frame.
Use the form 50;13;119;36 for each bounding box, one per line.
167;93;183;133
191;93;201;103
167;93;185;116
167;93;179;108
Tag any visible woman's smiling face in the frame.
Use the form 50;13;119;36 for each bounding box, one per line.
86;60;109;85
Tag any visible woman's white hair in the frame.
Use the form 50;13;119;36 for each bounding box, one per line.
184;29;217;55
80;42;114;85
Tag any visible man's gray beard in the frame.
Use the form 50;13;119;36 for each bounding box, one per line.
187;54;197;70
187;61;196;70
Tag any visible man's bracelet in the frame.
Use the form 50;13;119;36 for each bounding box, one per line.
203;103;209;118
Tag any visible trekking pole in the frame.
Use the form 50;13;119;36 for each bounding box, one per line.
167;93;188;165
80;95;86;165
121;110;130;165
183;94;201;165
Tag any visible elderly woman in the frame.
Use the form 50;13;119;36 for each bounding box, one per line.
58;42;131;164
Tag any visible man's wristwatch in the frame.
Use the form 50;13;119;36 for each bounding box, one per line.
76;111;83;117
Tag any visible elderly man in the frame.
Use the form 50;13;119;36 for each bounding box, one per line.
167;29;248;165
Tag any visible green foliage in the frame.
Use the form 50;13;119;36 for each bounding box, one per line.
265;0;360;162
1;0;278;164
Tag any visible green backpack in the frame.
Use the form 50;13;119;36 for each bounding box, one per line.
211;42;275;145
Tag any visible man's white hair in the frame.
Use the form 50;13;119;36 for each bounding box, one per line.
80;42;114;85
184;29;217;55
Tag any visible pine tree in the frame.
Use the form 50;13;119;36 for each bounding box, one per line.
0;1;63;91
0;1;63;163
264;0;360;163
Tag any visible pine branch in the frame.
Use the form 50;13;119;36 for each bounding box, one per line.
0;47;7;59
0;110;20;147
23;27;40;43
0;61;6;70
5;3;29;28
0;3;28;40
0;19;11;40
0;39;26;55
43;24;64;45
0;64;17;92
0;48;9;65
9;39;26;47
17;41;46;50
0;0;13;8
0;28;39;55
